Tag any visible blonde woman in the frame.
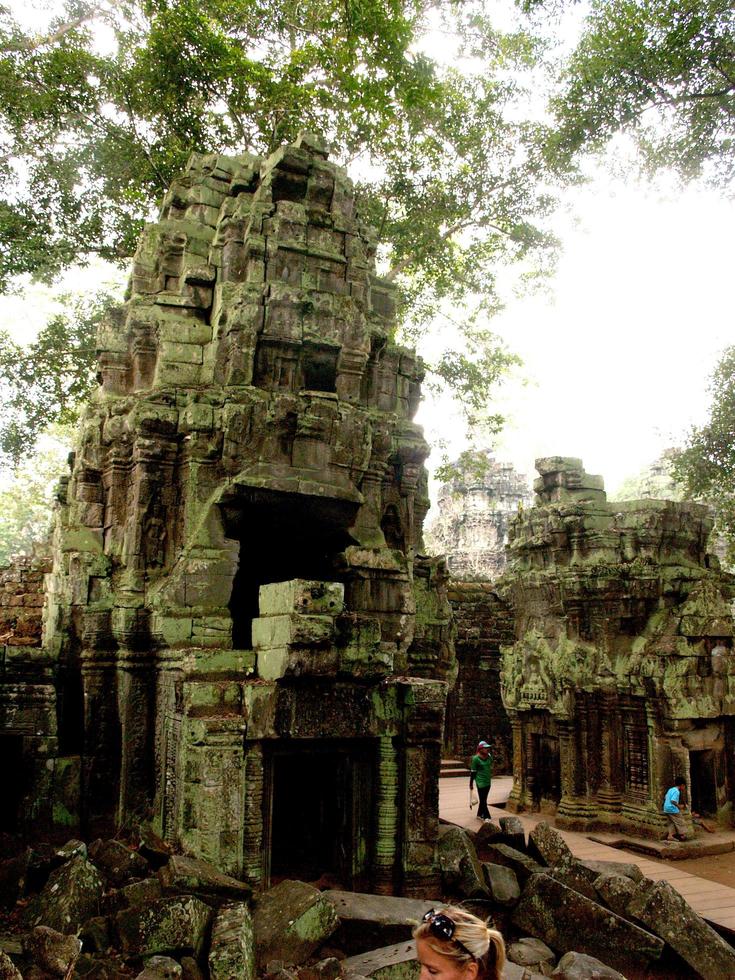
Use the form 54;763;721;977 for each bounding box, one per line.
414;906;506;980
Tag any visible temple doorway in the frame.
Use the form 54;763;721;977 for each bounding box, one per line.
690;749;718;817
532;734;560;806
0;735;25;832
265;739;373;888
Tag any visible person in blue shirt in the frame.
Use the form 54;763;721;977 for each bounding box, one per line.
663;777;689;842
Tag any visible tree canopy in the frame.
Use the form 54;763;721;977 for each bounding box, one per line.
0;0;571;460
546;0;735;185
671;346;735;563
0;0;564;311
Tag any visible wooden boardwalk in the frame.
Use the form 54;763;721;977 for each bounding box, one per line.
440;776;735;934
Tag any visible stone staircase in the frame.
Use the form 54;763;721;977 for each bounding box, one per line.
440;758;470;779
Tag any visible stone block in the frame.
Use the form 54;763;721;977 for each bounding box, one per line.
342;941;418;980
89;838;150;886
25;855;105;934
252;613;335;649
208;902;255;980
577;859;643;883
499;816;526;852
627;878;735;980
158;854;251;900
483;862;520;906
480;843;544;885
323;890;434;955
527;822;574;868
253;880;339;968
258;580;344;617
115;895;212;958
23;926;81;977
593;873;638;917
437;826;489;899
512;873;664;976
135;955;183;979
551;951;625;979
507;937;556;969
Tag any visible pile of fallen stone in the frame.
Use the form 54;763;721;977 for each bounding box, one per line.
0;818;734;980
437;816;735;980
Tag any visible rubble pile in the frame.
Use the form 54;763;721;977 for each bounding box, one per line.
1;818;733;979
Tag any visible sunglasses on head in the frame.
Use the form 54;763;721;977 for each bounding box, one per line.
422;909;456;941
422;909;472;954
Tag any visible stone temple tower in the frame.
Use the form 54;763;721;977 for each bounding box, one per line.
40;135;454;895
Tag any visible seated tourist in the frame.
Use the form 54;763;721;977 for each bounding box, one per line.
414;906;505;980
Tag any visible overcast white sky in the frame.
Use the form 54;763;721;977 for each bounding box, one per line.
417;169;734;498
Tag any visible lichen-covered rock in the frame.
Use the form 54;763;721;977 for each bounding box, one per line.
323;890;433;954
546;865;598;902
578;859;642;883
121;876;164;907
342;941;418;980
25;855;105;933
593;872;639;916
298;957;343;980
473;821;504;852
89;839;150;886
479;842;544;885
437;827;489;899
158;854;251;900
512;873;664;976
498;816;526;852
627;878;735;980
506;937;556;969
526;823;573;869
208;902;255;980
135;955;183;979
0;952;21;980
483;863;520;906
115;895;212;959
551;951;625;979
23;925;81;977
253;880;339;968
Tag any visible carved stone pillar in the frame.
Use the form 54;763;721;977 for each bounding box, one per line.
373;736;399;895
242;742;265;887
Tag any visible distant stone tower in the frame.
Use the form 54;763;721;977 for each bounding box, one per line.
20;135;456;894
427;453;530;769
426;453;531;580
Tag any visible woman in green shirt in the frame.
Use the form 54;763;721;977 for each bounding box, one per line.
469;741;493;820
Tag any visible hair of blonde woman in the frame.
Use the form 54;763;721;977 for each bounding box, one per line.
413;906;506;980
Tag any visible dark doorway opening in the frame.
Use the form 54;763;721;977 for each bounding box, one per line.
0;735;26;832
690;749;718;817
58;665;84;754
222;488;358;648
267;740;373;888
532;734;560;807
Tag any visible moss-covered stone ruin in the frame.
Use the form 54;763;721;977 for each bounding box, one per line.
499;456;735;837
1;135;455;896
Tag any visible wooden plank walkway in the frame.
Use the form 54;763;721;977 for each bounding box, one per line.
440;776;735;933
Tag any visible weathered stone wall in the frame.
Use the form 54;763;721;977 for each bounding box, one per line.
0;554;50;648
444;582;513;773
500;456;735;837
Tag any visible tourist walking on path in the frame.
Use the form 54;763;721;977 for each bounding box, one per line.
470;741;493;821
415;905;505;980
663;776;691;842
